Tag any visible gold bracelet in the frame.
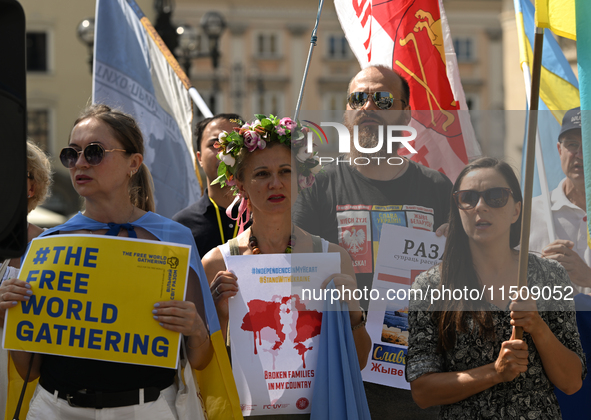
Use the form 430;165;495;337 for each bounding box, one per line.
186;335;210;350
351;307;367;331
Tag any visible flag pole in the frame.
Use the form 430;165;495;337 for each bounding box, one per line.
516;27;544;340
293;0;326;122
521;63;556;242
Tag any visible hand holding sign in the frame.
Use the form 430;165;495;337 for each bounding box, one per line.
0;278;32;322
3;235;191;369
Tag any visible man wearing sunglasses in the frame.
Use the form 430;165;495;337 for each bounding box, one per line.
294;65;451;420
530;107;591;295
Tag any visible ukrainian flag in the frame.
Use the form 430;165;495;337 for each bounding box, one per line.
535;0;576;40
514;0;579;196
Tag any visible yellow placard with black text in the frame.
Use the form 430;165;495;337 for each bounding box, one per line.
2;235;190;369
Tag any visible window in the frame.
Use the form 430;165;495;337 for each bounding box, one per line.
26;32;48;72
453;37;475;62
323;92;348;111
255;33;279;57
28;109;50;151
327;35;351;60
253;91;283;116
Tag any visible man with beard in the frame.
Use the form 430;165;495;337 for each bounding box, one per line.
529;107;591;294
293;65;450;419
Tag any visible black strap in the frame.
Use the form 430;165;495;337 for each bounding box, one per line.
105;223;137;238
12;354;34;420
39;379;163;409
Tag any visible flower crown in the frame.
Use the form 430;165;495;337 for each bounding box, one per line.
212;114;322;194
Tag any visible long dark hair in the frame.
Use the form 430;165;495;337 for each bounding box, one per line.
72;104;155;212
434;157;522;352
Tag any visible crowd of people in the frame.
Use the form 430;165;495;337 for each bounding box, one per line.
0;64;588;419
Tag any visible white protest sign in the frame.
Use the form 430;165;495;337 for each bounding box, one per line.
361;224;445;389
226;253;340;416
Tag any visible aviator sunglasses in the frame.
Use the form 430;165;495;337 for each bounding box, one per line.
60;143;128;169
453;187;513;210
347;91;407;110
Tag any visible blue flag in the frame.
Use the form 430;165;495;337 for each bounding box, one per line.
93;0;201;217
514;0;580;197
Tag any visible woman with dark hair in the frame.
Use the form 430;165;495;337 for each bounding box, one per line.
0;104;213;419
406;157;586;419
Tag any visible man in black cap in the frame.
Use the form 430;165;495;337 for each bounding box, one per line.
530;107;591;294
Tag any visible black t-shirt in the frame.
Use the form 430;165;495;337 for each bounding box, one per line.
293;158;451;420
40;355;175;393
294;158;452;293
173;189;246;259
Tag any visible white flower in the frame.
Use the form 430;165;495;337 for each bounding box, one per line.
219;152;236;167
296;146;313;163
218;131;228;142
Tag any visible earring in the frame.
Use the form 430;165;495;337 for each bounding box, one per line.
27;194;31;198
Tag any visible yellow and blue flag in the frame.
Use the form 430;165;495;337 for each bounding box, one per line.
514;0;579;196
535;0;576;40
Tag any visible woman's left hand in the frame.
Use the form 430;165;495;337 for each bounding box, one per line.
153;300;205;337
509;298;545;338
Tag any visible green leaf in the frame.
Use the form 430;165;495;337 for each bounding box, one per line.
254;114;267;121
217;161;227;177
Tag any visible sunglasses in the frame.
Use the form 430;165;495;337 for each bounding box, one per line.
347;91;407;110
60;143;128;169
453;187;513;210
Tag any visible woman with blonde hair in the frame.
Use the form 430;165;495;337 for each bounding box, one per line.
0;104;213;420
202;115;371;419
0;140;53;417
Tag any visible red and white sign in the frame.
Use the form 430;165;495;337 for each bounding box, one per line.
226;253;341;416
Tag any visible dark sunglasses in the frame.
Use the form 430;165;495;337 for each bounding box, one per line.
347;91;407;110
453;187;513;210
60;143;128;169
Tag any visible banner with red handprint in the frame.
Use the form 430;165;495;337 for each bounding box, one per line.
335;0;480;181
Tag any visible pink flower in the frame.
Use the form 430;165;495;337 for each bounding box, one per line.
275;125;286;135
298;173;315;189
280;117;297;131
243;130;261;152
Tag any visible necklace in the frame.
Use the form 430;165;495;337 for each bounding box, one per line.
248;227;296;254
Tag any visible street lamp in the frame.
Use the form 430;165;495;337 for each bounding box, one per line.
175;12;226;113
76;18;95;73
200;11;226;70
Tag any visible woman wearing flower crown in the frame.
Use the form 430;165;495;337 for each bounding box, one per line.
201;115;371;415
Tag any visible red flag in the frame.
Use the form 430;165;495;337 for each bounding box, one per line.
335;0;480;181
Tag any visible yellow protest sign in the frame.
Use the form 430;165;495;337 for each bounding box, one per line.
2;235;190;369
